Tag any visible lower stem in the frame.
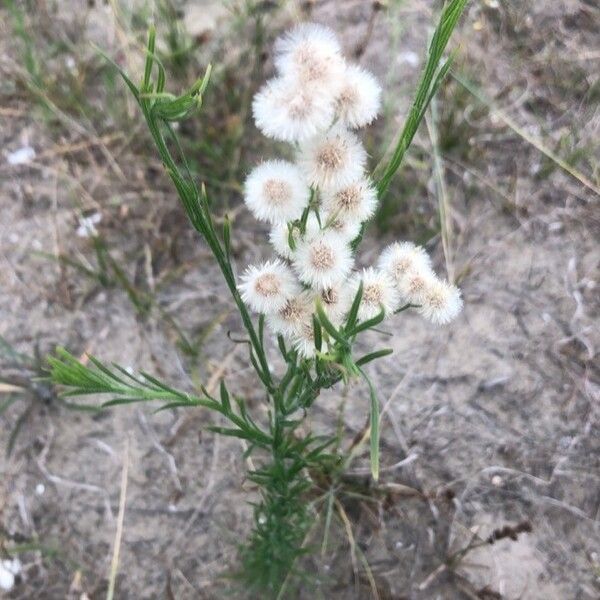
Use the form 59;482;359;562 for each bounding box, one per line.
240;443;310;596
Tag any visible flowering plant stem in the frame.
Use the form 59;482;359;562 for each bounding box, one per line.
49;3;467;594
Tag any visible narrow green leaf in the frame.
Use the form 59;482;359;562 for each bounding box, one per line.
102;397;155;407
345;280;363;331
375;0;468;198
347;307;386;337
394;303;416;314
358;367;380;481
223;214;231;257
143;25;156;91
315;301;348;347
87;355;131;387
139;370;184;394
299;204;310;233
220;379;231;412
312;314;322;353
355;348;393;367
258;314;265;350
287;222;296;252
92;44;140;103
277;334;288;360
153;401;202;413
207;426;258;442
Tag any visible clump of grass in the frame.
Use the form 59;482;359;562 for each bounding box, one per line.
0;337;56;457
48;2;468;595
0;336;105;458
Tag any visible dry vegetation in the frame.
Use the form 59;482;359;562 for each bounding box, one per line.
1;0;599;598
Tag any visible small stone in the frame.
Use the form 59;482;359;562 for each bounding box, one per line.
7;147;35;166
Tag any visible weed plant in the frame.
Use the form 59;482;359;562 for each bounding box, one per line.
49;2;468;595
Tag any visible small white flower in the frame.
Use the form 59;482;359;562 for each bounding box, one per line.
239;259;301;314
298;126;367;191
76;212;102;238
269;213;321;260
252;77;335;142
335;64;382;129
274;23;346;94
377;242;432;286
293;230;353;290
321;177;377;224
418;278;463;324
267;291;314;337
244;160;309;224
350;267;399;320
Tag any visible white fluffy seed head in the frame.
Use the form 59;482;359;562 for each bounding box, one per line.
274;23;346;94
377;242;433;287
291;319;320;359
396;268;436;305
298;126;367;191
350;267;399;320
269;213;321;260
252;77;336;143
321;177;378;224
266;290;314;337
239;259;301;314
318;285;353;325
244;160;309;224
321;209;362;243
292;230;353;290
418;278;463;325
335;64;382;129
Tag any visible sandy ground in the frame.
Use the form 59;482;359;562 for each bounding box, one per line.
1;1;599;598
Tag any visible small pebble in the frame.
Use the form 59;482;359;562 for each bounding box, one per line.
7;147;35;166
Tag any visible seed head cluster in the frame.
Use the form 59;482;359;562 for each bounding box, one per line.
239;23;462;357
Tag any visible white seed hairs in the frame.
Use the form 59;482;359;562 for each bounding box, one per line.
244;160;309;224
241;23;462;357
239;259;300;314
292;230;354;290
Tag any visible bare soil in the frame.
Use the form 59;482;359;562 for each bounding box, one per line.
1;1;598;599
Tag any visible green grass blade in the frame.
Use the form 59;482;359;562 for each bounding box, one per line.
375;0;468;198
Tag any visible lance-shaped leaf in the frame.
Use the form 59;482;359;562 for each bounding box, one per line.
358;366;381;481
356;348;394;367
346;306;386;337
345;280;363;332
315;300;348;348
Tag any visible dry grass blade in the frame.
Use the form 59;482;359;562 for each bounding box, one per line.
453;72;600;198
335;498;380;600
426;97;455;282
106;437;130;600
334;498;360;593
